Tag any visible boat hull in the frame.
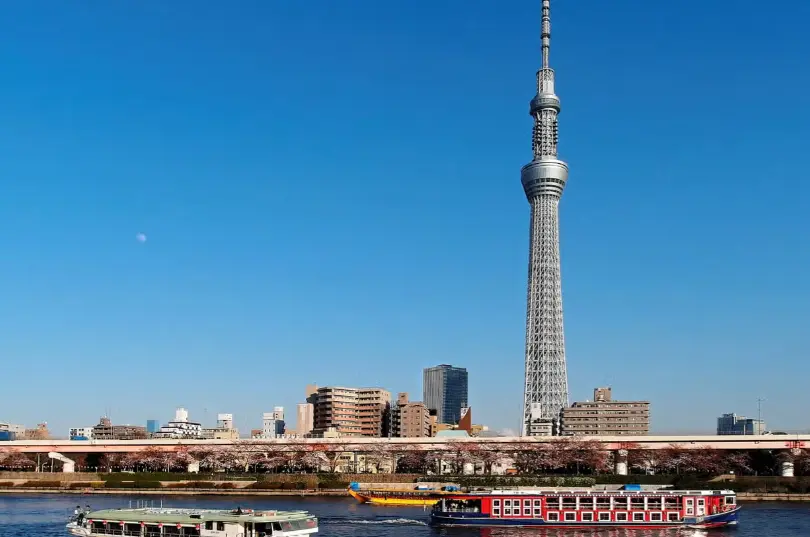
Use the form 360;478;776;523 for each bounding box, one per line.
430;507;740;529
349;488;442;506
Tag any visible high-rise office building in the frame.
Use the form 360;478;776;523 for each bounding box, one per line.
521;0;571;435
717;413;766;435
423;364;468;425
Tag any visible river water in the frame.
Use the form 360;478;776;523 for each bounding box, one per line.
1;494;808;536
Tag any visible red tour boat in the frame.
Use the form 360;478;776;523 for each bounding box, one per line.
429;486;739;529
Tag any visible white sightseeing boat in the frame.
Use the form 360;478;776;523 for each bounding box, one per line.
66;507;318;537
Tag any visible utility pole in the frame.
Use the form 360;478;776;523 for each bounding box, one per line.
757;397;765;434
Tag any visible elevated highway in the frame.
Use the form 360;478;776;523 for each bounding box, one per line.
2;434;808;454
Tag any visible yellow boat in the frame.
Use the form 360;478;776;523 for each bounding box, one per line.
348;487;454;506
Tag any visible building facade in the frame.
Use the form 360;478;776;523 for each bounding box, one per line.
312;386;391;437
69;427;94;440
391;393;431;438
92;417;147;440
560;387;650;436
717;413;766;435
153;408;203;439
423;364;468;425
146;420;160;434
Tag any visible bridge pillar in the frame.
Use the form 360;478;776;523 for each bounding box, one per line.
614;449;628;476
188;461;200;474
47;452;75;473
781;448;801;477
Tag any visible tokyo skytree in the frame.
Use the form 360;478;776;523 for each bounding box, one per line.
521;0;569;435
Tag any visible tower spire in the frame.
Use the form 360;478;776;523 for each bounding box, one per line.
541;0;551;69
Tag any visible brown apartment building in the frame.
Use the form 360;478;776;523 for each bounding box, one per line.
391;393;431;437
560;387;650;436
92;416;148;440
312;386;391;437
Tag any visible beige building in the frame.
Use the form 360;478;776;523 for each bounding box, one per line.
92;416;147;440
312;386;391;437
560;387;650;436
392;393;431;437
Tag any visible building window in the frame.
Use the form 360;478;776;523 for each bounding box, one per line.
582;512;594;522
633;512;645;522
599;512;611;521
564;512;576;522
547;512;559;522
650;512;662;522
667;512;680;522
615;512;628;522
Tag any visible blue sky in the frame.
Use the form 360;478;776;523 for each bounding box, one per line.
1;0;808;437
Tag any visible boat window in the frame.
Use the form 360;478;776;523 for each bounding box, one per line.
533;500;541;507
272;523;282;531
616;512;628;522
182;527;200;537
725;496;736;505
599;512;611;521
523;506;531;516
523;499;531;509
492;508;500;516
664;497;680;509
650;512;662;522
164;526;181;536
647;497;662;510
633;512;645;522
533;507;542;517
547;512;559;521
504;499;512;507
630;496;644;509
667;512;680;522
582;512;594;522
204;522;213;531
614;497;629;509
217;522;225;531
492;499;501;507
561;497;576;509
564;512;576;521
123;523;141;537
145;525;161;537
596;496;610;509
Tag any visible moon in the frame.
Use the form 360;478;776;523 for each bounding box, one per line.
136;232;147;243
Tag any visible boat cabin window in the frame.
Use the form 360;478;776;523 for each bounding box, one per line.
630;496;644;509
616;512;628;522
492;499;501;507
272;523;282;532
163;526;181;536
599;512;611;522
582;513;594;522
561;497;576;509
725;495;736;505
614;497;629;509
533;500;541;507
145;525;160;537
204;522;213;531
632;512;645;522
647;497;662;510
650;512;662;522
445;499;482;513
123;523;141;536
667;512;680;522
664;497;680;509
564;512;576;521
596;496;610;509
547;512;559;522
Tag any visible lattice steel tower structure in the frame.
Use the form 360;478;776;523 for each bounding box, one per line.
521;0;569;435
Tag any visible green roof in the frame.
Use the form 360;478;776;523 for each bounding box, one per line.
86;508;315;526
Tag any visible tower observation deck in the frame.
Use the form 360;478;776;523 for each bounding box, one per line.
521;0;569;435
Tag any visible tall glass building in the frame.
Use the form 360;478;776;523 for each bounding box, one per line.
423;364;468;425
146;420;160;434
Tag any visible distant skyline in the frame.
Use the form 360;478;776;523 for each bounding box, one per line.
1;0;809;436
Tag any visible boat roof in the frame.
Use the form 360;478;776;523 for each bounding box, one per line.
456;488;735;496
86;508;314;525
